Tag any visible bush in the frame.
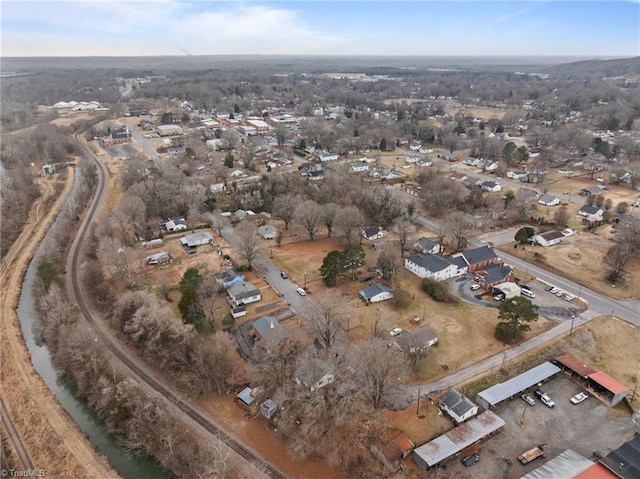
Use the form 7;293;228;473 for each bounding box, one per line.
420;278;458;303
390;289;411;310
222;314;235;327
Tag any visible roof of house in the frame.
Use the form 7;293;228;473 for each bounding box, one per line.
477;362;560;407
363;226;382;237
520;449;594;479
461;245;498;265
579;205;603;215
359;283;394;300
180;232;213;247
415;237;438;251
413;411;505;467
258;224;278;234
237;387;258;405
228;281;260;300
251;315;285;346
599;434;640;479
554;354;596;378
376;429;415;464
215;267;242;284
406;253;453;272
296;359;334;388
538;193;558;203
581;185;604;194
395;328;438;353
449;255;469;270
587;371;629;395
482;180;498;188
479;263;514;285
573;464;618;479
439;390;478;417
538;230;565;241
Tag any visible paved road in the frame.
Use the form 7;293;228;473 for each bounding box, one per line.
129;125;166;168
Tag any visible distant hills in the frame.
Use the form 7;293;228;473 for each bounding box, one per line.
545;56;640;78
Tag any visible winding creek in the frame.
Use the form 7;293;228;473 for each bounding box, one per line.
17;231;173;478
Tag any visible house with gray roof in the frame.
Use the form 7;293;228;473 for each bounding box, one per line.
393;328;438;354
257;224;278;239
453;245;500;273
163;217;187;231
439;389;479;424
405;254;458;280
359;284;394;303
533;231;565;247
578;204;604;218
227;281;261;307
476;263;515;289
250;315;285;349
579;185;605;196
362;226;383;240
215;267;245;288
295;359;335;391
180;232;214;250
413;237;440;255
537;193;560;206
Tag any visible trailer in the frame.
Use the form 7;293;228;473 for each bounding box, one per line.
518;444;546;465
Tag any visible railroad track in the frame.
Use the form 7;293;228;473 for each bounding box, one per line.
0;397;35;472
68;134;288;479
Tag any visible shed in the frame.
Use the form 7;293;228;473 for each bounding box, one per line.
260;399;278;419
477;362;560;410
413;411;505;469
520;449;594;479
554;354;596;382
439;389;479;424
587;371;629;406
42;164;55;175
231;306;247;318
237;387;260;406
146;251;170;265
371;429;415;472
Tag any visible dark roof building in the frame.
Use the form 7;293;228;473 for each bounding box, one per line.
251;315;285;348
439;389;479;424
599;434;640;479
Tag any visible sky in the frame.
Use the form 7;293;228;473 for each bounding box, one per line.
1;1;639;57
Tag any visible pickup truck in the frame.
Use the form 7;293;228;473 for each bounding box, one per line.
518;444;546;464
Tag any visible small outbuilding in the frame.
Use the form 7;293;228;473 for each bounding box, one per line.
180;232;214;249
439;389;479;424
260;399;278;419
587;371;629;407
491;282;521;299
257;224;278;239
146;251;170;265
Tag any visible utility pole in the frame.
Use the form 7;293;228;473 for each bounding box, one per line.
416;387;421;415
570;314;576;336
501;350;508;370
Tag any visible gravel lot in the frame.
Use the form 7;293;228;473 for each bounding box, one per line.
433;374;637;479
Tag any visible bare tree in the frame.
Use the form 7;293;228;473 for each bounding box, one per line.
446;212;473;252
335;205;366;243
295;199;323;241
307;291;346;349
273;195;296;230
322;203;337;238
236;222;260;269
356;338;405;410
251;335;302;390
376;244;401;280
553;207;570;227
393;221;415;257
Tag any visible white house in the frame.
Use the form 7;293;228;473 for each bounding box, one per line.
317;150;339;162
362;226;383;240
538;194;560;206
156;124;183;136
578;205;604;218
351;164;369;172
227;282;262;307
164;217;187;231
533;231;565;247
413;237;440;255
257;224;278;239
295;359;335;391
359;284;394;303
481;181;502;192
405;254;458;280
439;389;479;424
210;183;227;194
146;251;170;265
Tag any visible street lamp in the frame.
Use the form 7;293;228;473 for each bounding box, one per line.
304;271;307;288
570;313;576;336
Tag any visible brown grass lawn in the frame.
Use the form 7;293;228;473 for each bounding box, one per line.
507;234;640;300
544;171;640;205
271;235;554;386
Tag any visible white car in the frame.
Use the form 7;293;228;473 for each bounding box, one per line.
296;287;306;296
389;328;402;337
564;294;575;301
571;392;588;404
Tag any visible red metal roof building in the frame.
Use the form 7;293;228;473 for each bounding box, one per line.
587;371;629;406
555;354;597;379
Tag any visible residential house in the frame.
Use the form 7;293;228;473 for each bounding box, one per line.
180;232;213;248
453;245;501;273
215;267;245;289
482;160;498;172
156;124;183;137
533;231;565;247
409;141;422;151
405;254;458;280
578;205;604;218
417;159;433;167
295;359;335;391
163;217;187;231
210;183;227;194
475;264;515;290
579;185;605;196
632;196;640;208
371;429;415;472
507;170;528;181
405;155;422;163
362;226;383;241
463;177;481;188
232;209;247;222
250;315;285;349
401;184;422;197
462;156;482;167
359;284;394;303
316;150;339;162
481;180;502;192
439;389;479;424
257;224;278;240
437;152;459;162
351;164;369;172
413;237;440;255
227;282;262;307
393;328;438;354
308;169;324;181
146;251;170;265
538;193;560;206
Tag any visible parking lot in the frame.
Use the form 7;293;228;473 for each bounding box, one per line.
441;374;637;479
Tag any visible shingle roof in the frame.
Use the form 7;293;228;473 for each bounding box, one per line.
407;253;452;272
480;263;513;284
228;281;260;300
462;245;498;265
251;315;285;346
359;283;394;300
296;359;334;388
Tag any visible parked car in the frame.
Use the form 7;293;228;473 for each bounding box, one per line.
471;284;481;291
521;289;536;299
571;392;588;404
555;290;565;297
280;271;288;279
550;287;559;294
521;394;535;406
521;284;532;291
535;389;555;408
494;293;505;302
545;285;554;292
296;287;306;296
564;294;575;301
389;328;402;337
461;453;480;467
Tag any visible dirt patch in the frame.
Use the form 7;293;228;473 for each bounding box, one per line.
197;394;346;479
